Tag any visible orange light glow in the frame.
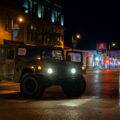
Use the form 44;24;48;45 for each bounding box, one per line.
18;17;24;23
82;66;85;70
38;66;42;70
112;43;116;47
76;34;80;39
37;57;41;60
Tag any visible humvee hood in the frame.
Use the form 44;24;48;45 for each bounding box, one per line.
19;59;80;69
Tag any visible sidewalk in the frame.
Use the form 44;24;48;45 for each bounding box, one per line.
86;67;120;72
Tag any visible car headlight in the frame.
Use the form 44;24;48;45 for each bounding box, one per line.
71;68;76;74
47;68;53;74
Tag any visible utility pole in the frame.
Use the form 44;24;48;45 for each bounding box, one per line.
72;33;81;50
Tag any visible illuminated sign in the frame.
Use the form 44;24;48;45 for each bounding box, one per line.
96;43;107;50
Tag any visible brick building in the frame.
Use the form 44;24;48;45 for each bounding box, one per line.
0;0;64;48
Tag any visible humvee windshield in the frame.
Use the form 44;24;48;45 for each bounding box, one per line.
42;49;63;60
18;47;63;60
67;51;82;63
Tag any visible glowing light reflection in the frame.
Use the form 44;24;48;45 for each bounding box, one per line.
59;99;91;107
94;75;99;82
95;70;100;73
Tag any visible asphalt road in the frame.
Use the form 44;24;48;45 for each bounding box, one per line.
0;69;119;120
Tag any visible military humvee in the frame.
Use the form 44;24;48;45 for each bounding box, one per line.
0;44;86;98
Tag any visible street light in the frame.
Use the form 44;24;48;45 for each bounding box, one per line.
11;16;24;41
72;33;81;49
112;42;116;47
76;34;81;39
18;17;24;23
108;42;117;69
108;42;117;50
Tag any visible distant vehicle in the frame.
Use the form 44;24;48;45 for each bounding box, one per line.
65;50;86;74
0;44;86;98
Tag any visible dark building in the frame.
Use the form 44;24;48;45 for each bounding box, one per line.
0;0;64;48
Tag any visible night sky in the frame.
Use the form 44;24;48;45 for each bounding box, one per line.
64;0;120;50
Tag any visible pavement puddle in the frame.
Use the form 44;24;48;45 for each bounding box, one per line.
58;99;91;107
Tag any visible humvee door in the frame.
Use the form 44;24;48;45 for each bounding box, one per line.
0;46;5;80
2;47;16;81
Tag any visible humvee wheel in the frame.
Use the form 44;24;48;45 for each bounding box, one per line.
20;73;45;99
61;75;86;98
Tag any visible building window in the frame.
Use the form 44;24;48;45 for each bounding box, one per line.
5;24;8;32
38;4;44;19
23;0;32;14
4;16;11;32
41;5;44;18
61;15;64;26
23;0;29;9
55;11;61;24
27;0;33;13
51;3;63;25
38;3;42;18
51;9;55;23
33;1;38;16
43;1;51;20
51;10;63;25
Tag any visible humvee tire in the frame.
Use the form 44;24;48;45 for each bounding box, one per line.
61;75;86;98
20;73;45;99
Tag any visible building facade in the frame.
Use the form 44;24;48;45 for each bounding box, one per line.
0;0;64;47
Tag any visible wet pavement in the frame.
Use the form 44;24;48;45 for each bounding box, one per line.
0;69;119;120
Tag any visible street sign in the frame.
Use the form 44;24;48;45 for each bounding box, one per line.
96;43;107;50
97;50;106;55
97;50;102;55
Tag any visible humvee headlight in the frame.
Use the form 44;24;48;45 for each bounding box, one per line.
38;66;42;70
82;66;85;70
71;68;76;74
30;66;35;70
47;68;53;74
37;57;41;60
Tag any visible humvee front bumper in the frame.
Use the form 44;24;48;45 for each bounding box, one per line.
36;73;83;87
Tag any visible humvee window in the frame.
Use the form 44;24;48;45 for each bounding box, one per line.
7;50;14;59
18;48;40;59
68;52;81;62
42;49;63;60
18;48;27;56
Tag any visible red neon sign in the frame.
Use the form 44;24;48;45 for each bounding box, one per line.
96;43;107;50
